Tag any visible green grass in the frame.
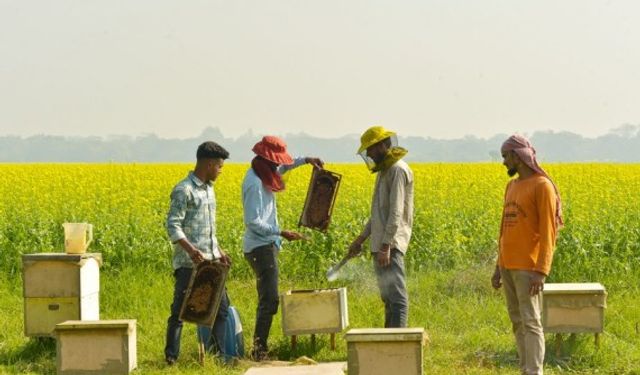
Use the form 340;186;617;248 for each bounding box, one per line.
1;261;639;374
2;163;640;373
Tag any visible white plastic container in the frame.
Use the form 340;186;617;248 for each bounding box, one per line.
63;223;93;254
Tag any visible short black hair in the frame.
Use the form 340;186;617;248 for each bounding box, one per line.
196;141;229;160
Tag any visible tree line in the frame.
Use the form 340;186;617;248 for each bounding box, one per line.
1;125;639;162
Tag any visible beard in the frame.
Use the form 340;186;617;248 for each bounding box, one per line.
507;167;517;177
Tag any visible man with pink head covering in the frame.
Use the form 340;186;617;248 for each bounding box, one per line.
241;135;323;361
491;134;563;375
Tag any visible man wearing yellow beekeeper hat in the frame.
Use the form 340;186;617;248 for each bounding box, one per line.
347;126;414;327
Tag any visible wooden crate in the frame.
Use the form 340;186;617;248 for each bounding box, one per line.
281;288;348;336
543;283;607;333
22;253;101;337
55;320;136;375
345;328;426;375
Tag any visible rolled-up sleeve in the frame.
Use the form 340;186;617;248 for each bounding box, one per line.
243;182;280;236
382;167;408;246
278;156;306;174
167;186;188;242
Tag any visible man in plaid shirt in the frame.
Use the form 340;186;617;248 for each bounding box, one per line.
164;141;232;366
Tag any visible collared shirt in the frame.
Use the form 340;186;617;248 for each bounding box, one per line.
242;157;306;253
362;159;414;254
167;171;221;269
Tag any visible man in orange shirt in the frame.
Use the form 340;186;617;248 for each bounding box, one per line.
491;135;563;375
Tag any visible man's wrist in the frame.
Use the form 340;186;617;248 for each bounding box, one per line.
533;269;547;277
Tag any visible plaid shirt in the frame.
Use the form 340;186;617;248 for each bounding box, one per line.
167;172;221;270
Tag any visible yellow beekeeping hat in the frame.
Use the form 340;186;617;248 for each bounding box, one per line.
357;126;396;154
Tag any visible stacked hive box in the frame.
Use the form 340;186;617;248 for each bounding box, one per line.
22;253;101;337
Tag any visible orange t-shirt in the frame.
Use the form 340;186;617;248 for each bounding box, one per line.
498;174;558;275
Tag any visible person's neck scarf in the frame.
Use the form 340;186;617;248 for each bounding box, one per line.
372;147;408;173
501;135;564;229
251;156;285;192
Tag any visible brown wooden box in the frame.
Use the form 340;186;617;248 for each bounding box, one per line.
55;320;136;374
345;328;426;375
542;283;607;333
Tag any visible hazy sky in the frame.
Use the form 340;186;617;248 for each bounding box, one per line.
1;1;639;140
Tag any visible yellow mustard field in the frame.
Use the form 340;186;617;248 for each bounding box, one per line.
0;163;639;287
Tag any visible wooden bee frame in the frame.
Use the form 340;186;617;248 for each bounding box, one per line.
299;168;342;232
179;260;229;326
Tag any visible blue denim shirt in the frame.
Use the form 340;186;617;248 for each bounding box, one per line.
167;172;221;269
242;157;306;253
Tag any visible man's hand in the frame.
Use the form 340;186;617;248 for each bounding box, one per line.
281;230;306;241
305;157;324;169
376;244;391;267
348;236;365;258
178;239;204;264
188;248;205;264
219;248;232;267
491;266;502;290
529;271;546;296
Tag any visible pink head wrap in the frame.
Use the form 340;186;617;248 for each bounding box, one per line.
501;135;564;229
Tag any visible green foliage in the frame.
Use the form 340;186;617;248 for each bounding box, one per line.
1;265;639;374
1;163;639;287
1;163;640;373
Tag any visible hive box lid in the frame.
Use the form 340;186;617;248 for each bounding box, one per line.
284;287;345;295
345;328;425;342
22;253;103;265
544;283;606;295
55;319;135;331
244;362;346;375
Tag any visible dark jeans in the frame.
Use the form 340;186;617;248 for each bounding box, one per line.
164;267;230;360
244;243;279;354
373;249;409;328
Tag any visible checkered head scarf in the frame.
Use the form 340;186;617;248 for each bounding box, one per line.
501;134;564;229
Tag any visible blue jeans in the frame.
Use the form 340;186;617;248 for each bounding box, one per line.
164;267;229;360
244;243;279;354
373;249;409;328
